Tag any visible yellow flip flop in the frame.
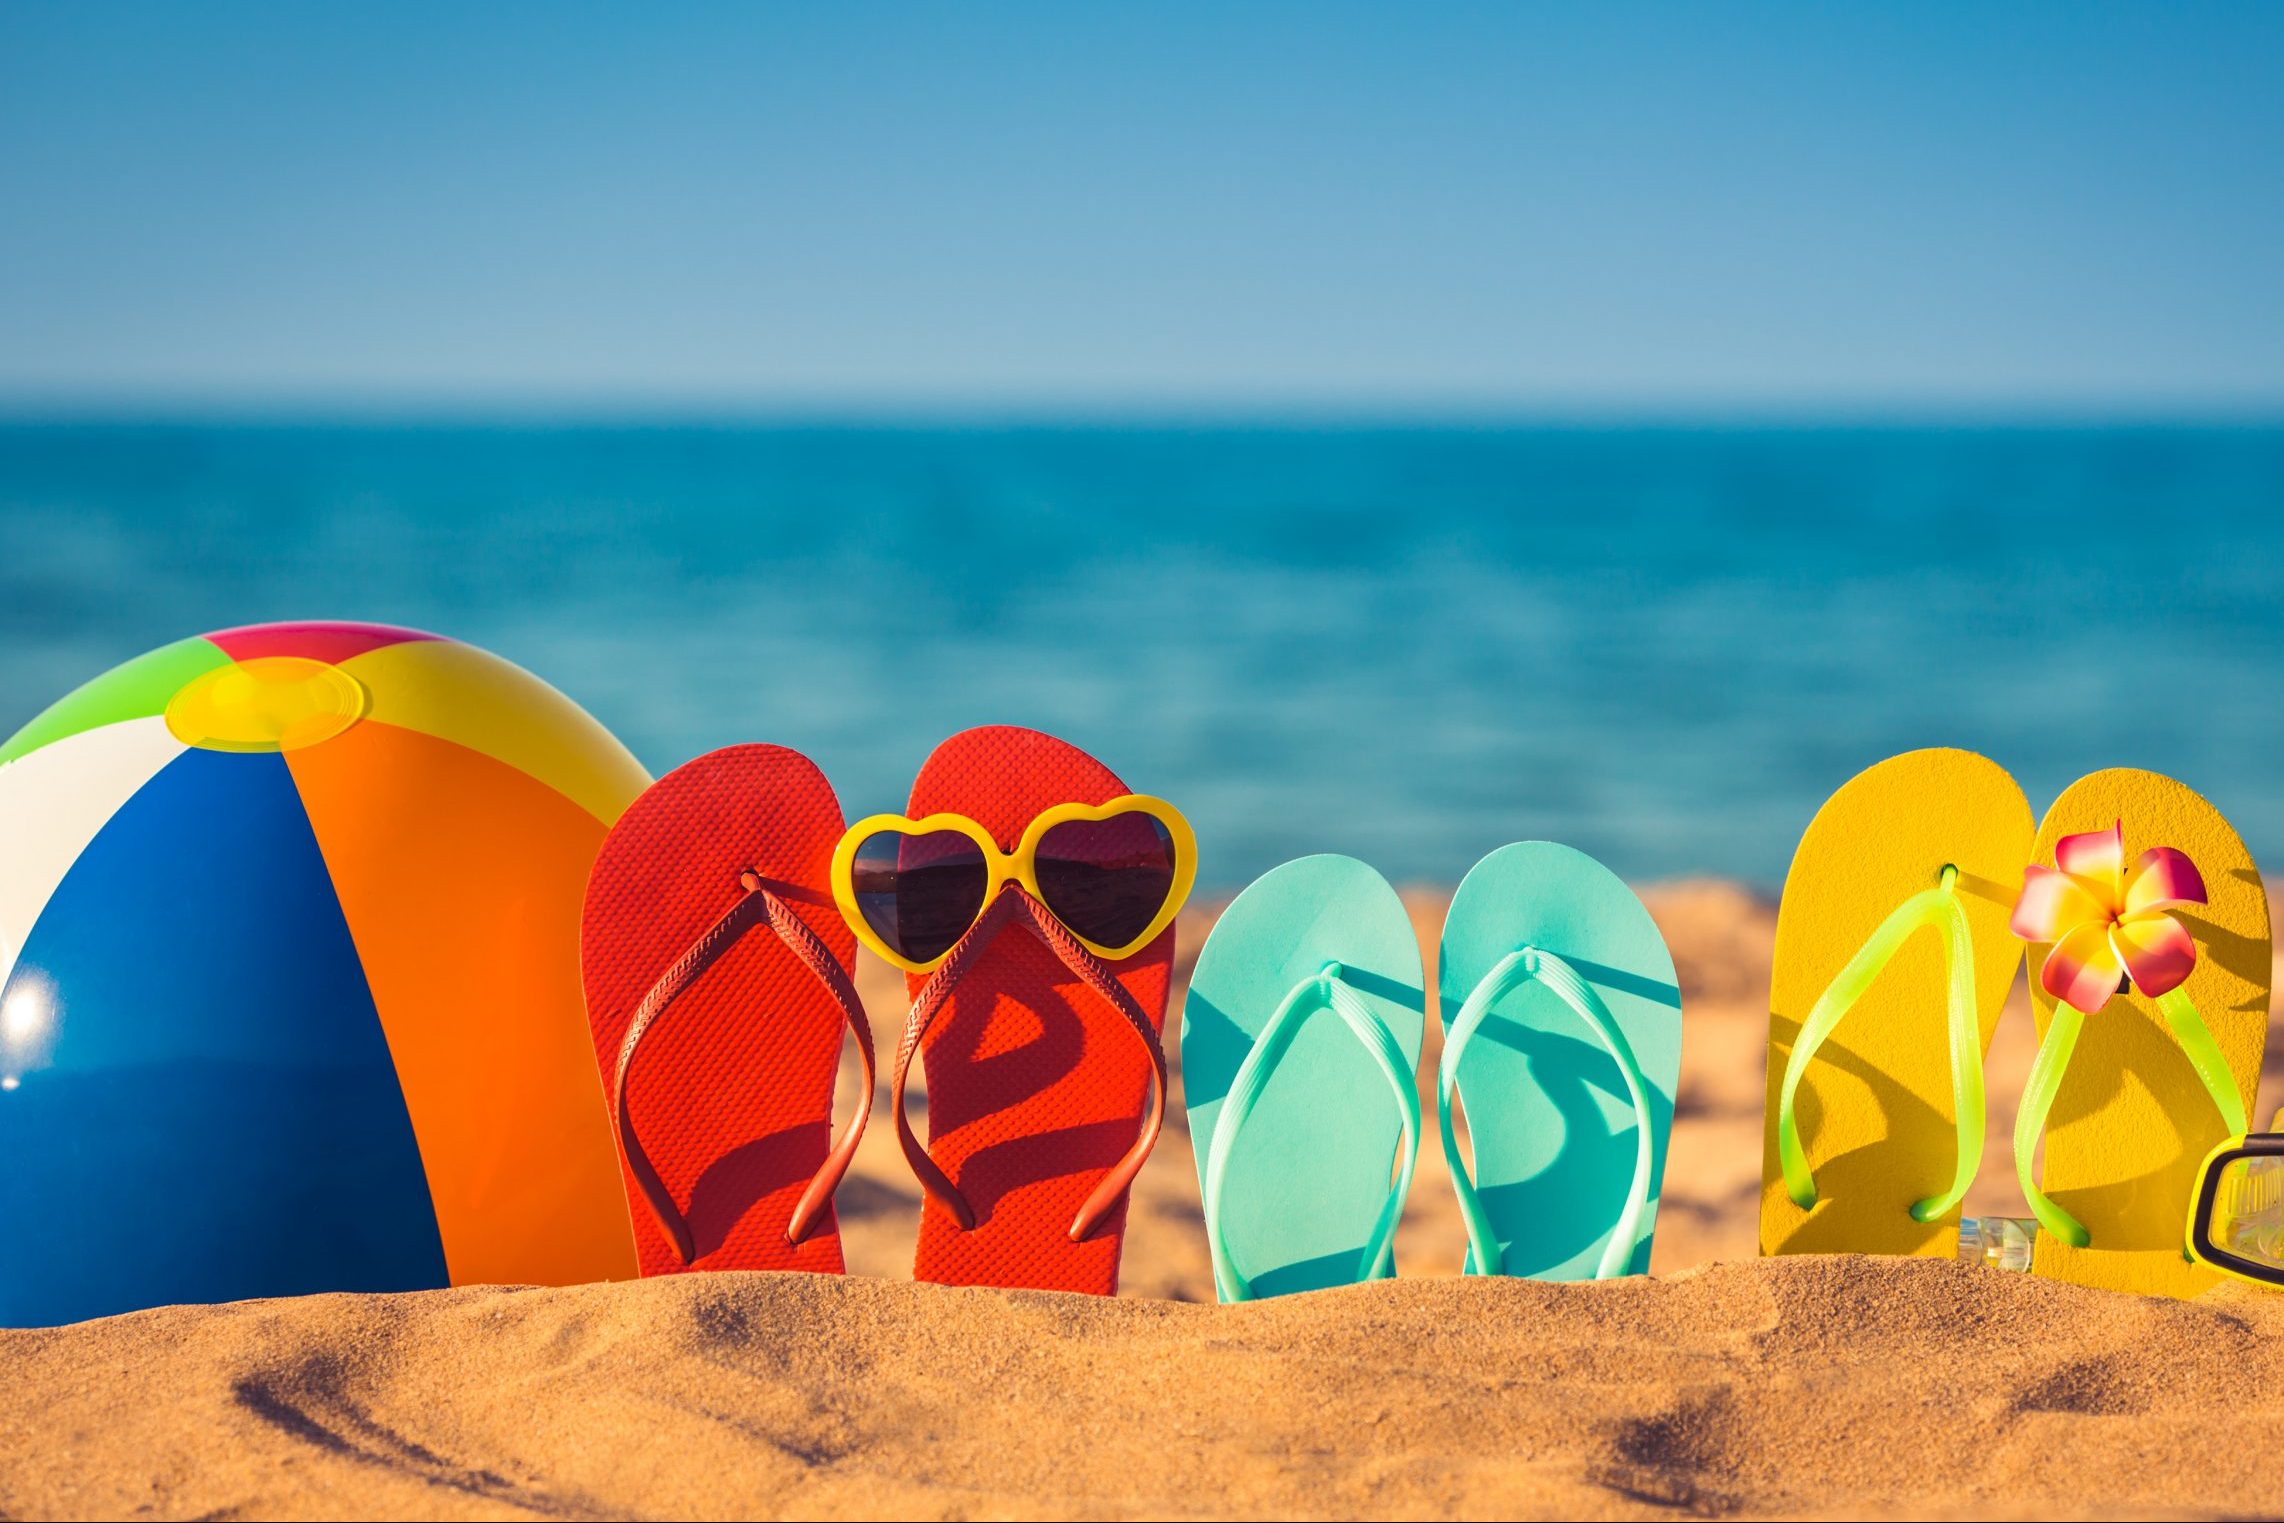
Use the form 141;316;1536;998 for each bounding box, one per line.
1761;749;2033;1258
2012;770;2270;1298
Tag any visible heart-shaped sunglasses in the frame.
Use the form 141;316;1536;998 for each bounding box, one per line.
829;794;1197;973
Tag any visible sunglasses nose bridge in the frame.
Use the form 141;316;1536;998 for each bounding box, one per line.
990;875;1041;910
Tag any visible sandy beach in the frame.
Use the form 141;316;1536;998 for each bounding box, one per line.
12;7;2281;1517
7;881;2282;1520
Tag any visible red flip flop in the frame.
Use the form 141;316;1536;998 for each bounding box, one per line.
889;726;1175;1295
581;744;872;1276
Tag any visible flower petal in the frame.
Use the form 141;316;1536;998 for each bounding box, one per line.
2041;921;2125;1014
2011;864;2105;943
2123;846;2207;915
2054;822;2125;900
2112;911;2199;997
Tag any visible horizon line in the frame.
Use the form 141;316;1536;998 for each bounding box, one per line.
4;395;2284;431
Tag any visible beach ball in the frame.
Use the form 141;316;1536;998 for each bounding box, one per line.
0;621;648;1325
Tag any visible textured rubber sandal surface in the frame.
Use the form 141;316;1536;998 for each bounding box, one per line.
903;725;1174;1295
1759;748;2032;1258
2026;769;2269;1297
1182;855;1424;1299
581;744;859;1276
1439;841;1682;1279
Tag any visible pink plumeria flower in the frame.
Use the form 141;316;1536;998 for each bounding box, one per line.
2010;821;2207;1015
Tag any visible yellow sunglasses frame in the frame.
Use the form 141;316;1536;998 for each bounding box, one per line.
830;793;1197;974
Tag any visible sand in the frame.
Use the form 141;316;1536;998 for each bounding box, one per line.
6;882;2282;1521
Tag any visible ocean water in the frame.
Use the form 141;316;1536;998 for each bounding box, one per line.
2;420;2280;891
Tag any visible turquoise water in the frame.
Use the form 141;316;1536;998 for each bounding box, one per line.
2;421;2280;889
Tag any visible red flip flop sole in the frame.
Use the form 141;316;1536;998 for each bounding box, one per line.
901;726;1174;1294
581;744;860;1275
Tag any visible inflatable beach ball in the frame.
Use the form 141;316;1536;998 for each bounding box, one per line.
0;621;648;1325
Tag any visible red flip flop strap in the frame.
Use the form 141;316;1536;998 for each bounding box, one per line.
614;876;873;1264
1013;895;1169;1242
762;892;877;1246
890;887;1168;1241
890;890;1025;1230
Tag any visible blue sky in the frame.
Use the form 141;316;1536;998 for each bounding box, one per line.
2;3;2280;412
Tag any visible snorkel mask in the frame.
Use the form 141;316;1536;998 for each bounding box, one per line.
2187;1113;2284;1288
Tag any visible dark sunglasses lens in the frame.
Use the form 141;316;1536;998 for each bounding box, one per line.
1033;812;1178;952
850;829;989;965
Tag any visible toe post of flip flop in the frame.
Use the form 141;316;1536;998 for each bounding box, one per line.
580;743;874;1277
846;725;1190;1296
2014;769;2269;1297
1761;748;2033;1260
1439;842;1683;1282
1182;855;1426;1302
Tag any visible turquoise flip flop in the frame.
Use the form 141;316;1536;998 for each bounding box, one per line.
1182;855;1425;1302
1437;841;1682;1280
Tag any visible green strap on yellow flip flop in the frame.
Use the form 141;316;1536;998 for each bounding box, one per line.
2015;985;2248;1249
1775;867;1983;1224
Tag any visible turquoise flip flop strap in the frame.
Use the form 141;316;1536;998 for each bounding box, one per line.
2014;983;2248;1249
1774;868;1982;1223
1440;946;1658;1280
1201;961;1421;1303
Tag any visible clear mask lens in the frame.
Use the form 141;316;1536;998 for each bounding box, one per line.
2205;1154;2284;1278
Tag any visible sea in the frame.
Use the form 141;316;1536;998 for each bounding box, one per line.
2;419;2280;891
